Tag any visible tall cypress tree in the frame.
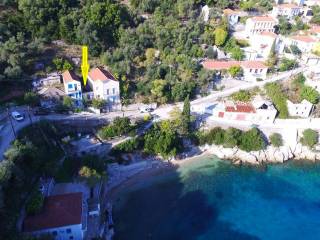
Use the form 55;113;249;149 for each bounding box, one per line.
181;95;191;135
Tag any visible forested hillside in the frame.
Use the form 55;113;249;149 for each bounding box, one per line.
0;0;267;103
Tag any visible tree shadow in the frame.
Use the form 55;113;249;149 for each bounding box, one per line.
113;167;260;240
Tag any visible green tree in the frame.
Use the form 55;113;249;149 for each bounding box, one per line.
239;128;265;152
300;86;320;104
62;96;73;109
92;99;106;109
231;90;251;102
24;92;40;107
279;58;297;72
181;95;191;135
228;65;242;78
223;127;241;148
231;47;244;61
300;129;318;148
214;28;228;46
265;82;288;118
269;133;283;147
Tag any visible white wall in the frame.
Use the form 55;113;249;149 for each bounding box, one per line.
31;224;84;240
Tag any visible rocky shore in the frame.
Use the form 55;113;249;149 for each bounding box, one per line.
200;143;320;165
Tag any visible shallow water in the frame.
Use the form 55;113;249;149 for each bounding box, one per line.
113;156;320;240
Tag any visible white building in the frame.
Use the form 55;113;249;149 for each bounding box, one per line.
205;100;277;124
275;0;304;6
62;70;82;102
287;99;313;118
305;0;320;7
245;16;278;36
33;72;61;88
24;192;87;240
202;60;268;82
201;5;210;22
241;61;269;82
223;9;247;27
271;3;302;19
249;31;279;60
87;67;120;109
286;35;318;53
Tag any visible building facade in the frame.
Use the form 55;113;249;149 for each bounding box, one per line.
245;16;278;36
271;3;302;19
202;60;268;82
205;101;277;124
62;70;82;102
24;192;87;240
87;67;120;109
287;99;313;118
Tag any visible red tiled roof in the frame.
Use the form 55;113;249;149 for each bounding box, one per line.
23;193;83;232
202;61;240;70
62;70;79;84
260;31;278;38
88;67;116;82
203;60;268;70
241;61;268;69
275;3;300;9
291;35;317;43
251;16;277;22
225;103;256;113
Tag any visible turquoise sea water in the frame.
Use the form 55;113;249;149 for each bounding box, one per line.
113;156;320;240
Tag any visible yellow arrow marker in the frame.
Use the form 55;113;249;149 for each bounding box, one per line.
81;46;90;86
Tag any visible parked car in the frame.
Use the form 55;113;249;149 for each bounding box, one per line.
140;106;154;113
11;111;24;121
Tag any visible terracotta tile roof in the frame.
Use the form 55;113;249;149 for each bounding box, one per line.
241;61;268;69
23;193;83;232
260;31;278;38
202;61;240;70
275;3;300;9
203;60;268;70
291;35;317;43
225;103;256;113
251;16;277;22
88;67;116;82
223;8;237;15
62;70;80;84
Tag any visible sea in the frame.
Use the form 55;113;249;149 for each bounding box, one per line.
113;156;320;240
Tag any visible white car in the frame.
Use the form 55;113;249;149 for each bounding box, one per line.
11;111;24;121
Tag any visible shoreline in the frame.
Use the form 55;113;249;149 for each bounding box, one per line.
103;146;320;239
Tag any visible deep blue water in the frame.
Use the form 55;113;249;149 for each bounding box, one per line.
113;157;320;240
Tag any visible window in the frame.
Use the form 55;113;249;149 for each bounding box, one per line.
112;88;115;94
66;228;72;234
69;236;74;240
107;89;109;95
52;231;57;236
68;84;73;89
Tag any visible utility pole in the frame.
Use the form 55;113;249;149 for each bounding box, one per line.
7;108;16;139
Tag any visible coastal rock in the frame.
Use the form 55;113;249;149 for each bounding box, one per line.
236;151;259;165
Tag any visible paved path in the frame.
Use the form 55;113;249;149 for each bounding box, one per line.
0;67;307;160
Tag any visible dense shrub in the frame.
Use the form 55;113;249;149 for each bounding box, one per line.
196;127;265;152
265;82;289;119
231;90;252;102
300;129;318;148
98;117;135;139
26;190;44;215
269;133;283;147
113;137;141;153
238;128;266;152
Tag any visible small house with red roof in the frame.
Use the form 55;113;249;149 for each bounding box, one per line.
62;70;82;102
87;67;120;110
202;60;268;82
23;192;87;240
286;35;318;53
205;98;277;124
